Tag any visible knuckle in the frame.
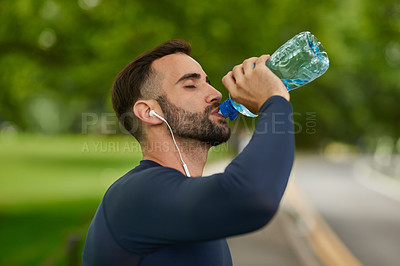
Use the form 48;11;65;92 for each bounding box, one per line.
243;57;254;63
224;71;232;78
243;57;257;66
233;65;241;72
257;54;268;61
221;78;226;86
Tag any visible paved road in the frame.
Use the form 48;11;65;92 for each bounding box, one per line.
292;155;400;266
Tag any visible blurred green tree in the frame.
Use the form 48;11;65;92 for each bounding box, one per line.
0;0;399;148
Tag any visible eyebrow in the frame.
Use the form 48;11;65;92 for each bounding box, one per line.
176;73;201;84
176;73;211;85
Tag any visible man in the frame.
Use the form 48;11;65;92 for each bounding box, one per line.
83;40;294;266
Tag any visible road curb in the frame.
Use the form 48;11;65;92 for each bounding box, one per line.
284;180;363;266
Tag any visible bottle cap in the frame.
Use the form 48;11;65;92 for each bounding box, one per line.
219;100;238;121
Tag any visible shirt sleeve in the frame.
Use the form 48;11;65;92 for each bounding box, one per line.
105;96;295;254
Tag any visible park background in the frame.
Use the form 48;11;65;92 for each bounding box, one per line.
0;0;399;265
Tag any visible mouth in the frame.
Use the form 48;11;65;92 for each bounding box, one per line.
211;107;226;119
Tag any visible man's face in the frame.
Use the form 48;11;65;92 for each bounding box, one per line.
152;53;230;146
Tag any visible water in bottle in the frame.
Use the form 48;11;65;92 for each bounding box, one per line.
219;31;329;121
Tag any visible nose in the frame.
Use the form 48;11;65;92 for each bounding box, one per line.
205;84;222;104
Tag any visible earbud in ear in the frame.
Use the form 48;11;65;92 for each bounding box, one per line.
149;110;165;122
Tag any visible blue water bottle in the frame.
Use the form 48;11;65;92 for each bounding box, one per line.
219;31;330;121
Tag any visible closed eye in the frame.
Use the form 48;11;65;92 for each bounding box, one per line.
184;85;196;88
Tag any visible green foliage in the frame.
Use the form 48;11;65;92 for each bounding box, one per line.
0;0;399;147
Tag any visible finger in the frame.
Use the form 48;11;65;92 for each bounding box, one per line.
222;71;237;92
232;64;244;84
255;54;271;68
243;57;258;74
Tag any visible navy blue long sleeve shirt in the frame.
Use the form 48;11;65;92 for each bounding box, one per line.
82;96;295;266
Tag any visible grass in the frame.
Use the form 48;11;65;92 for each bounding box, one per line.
0;133;232;265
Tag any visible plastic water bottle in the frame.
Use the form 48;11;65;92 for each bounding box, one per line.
219;31;329;121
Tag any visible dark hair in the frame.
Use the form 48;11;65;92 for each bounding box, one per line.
111;39;191;142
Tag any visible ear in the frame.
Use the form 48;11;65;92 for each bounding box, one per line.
133;100;163;125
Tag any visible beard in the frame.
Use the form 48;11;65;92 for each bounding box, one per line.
156;95;231;146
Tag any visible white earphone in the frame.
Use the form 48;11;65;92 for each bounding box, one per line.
150;110;191;177
149;110;157;118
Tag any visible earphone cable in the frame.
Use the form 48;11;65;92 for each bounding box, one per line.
152;112;191;177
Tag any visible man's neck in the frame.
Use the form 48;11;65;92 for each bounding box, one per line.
142;138;210;177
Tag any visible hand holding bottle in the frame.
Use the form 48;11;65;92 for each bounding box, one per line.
219;31;329;121
221;55;289;115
